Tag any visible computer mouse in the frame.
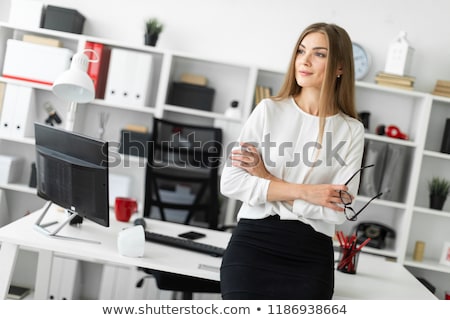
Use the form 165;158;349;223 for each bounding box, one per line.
133;217;146;229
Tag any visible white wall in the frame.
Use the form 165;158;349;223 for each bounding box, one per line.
1;0;450;92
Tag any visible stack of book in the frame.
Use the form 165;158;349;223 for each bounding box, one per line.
375;72;415;90
254;85;272;105
432;80;450;98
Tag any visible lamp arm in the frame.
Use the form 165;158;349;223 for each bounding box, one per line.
65;101;78;131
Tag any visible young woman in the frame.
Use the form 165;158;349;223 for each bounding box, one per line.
220;22;365;299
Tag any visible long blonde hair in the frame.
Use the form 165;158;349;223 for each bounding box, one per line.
274;22;358;138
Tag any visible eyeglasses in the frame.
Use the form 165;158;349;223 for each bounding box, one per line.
339;164;383;221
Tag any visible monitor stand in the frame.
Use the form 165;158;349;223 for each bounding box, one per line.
33;201;101;244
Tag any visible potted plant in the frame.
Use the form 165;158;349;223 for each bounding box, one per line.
428;176;450;210
145;18;163;46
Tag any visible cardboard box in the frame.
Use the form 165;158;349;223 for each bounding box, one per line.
2;39;72;85
42;5;85;34
0;155;24;184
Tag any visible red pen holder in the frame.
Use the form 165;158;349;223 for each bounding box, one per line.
337;247;360;274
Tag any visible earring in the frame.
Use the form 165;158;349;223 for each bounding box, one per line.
337;74;341;78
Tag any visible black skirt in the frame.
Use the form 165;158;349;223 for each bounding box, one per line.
220;215;334;300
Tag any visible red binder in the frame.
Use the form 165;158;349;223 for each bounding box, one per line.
84;41;111;99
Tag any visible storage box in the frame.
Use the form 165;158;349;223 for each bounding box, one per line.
0;155;24;184
42;5;85;34
8;0;44;29
167;82;215;111
2;39;73;85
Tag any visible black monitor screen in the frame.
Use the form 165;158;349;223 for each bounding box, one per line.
34;123;109;227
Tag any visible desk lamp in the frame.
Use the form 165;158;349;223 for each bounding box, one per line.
52;51;95;131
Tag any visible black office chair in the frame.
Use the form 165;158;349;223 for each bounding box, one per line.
143;117;222;229
139;117;223;299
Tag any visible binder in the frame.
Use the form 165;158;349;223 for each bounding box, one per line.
48;257;80;299
379;144;410;202
85;41;111;99
99;264;163;299
104;48;153;106
359;140;387;197
0;84;36;138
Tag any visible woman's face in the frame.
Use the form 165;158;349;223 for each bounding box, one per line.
294;32;329;90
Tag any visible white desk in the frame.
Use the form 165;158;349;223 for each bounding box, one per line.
0;206;437;300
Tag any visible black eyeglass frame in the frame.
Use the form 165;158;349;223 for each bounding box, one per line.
339;164;383;221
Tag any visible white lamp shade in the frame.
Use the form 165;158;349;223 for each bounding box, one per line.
52;52;95;103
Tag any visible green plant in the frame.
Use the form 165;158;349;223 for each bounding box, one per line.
145;18;163;35
428;177;450;198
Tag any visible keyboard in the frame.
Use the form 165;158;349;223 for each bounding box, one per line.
144;231;225;257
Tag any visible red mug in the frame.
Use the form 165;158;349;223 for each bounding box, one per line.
115;197;138;222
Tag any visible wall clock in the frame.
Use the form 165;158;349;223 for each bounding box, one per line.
352;42;370;80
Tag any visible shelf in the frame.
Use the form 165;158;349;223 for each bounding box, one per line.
404;257;450;274
431;94;450;103
0;135;35;145
0;76;52;92
0;183;36;194
91;99;157;114
364;132;417;147
84;35;165;55
163;104;241;122
423;150;450;160
333;242;398;259
414;206;450;218
0;21;82;41
356;81;428;98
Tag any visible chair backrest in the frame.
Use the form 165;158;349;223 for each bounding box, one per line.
143;117;223;229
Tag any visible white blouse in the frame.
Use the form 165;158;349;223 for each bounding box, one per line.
220;97;365;237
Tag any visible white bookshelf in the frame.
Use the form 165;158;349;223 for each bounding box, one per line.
1;21;449;298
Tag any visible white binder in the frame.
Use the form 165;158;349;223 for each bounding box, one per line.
0;84;36;138
104;48;153;107
48;257;80;299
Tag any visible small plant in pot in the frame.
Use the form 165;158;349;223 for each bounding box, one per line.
428;177;450;210
145;18;163;46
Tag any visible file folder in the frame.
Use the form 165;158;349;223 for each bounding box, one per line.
104;48;153;106
359;140;387;197
379;144;410;202
48;257;80;299
85;41;111;99
0;84;36;138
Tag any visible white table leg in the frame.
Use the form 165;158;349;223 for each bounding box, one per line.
0;242;19;299
34;249;53;299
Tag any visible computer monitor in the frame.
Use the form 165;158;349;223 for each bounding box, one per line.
33;122;109;243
